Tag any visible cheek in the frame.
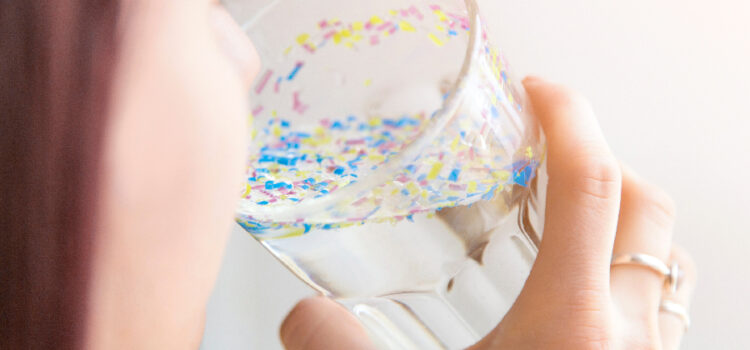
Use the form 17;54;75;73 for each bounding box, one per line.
104;29;249;243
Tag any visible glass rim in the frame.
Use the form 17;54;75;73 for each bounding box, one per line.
236;0;482;223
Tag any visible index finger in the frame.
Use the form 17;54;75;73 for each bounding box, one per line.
523;77;622;293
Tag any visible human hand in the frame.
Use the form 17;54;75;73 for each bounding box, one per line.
278;77;696;350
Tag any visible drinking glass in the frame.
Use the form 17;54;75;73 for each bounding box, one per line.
222;0;547;348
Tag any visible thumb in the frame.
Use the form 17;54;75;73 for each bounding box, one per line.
280;297;375;350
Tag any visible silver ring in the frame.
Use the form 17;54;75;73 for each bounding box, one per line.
611;253;682;294
660;299;691;331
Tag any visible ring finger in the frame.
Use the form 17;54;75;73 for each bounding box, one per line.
609;164;676;330
659;245;697;350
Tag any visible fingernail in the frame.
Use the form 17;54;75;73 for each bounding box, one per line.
523;75;545;86
210;5;260;86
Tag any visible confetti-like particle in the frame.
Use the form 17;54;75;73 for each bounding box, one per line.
238;4;540;237
428;33;444;47
427;162;444;180
255;69;273;94
399;20;416;32
287;62;304;80
296;33;310;45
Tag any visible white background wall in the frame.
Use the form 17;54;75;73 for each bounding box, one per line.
202;0;750;348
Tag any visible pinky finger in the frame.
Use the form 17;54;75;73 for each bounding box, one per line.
659;245;697;350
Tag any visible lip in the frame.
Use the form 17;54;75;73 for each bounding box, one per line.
210;5;261;89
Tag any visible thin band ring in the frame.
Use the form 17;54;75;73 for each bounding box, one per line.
611;253;682;294
660;299;691;331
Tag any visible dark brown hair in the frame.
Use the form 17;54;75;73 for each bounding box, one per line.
0;1;119;348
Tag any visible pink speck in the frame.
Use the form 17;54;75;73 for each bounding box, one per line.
409;6;424;20
376;21;392;31
292;91;309;114
251;105;264;116
345;139;365;145
323;29;337;39
370;35;380;45
254;69;273;94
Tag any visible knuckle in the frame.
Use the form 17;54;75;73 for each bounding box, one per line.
623;176;677;229
566;151;622;201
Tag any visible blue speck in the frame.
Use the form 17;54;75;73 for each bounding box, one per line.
287;63;303;80
491;105;500;118
448;168;461;182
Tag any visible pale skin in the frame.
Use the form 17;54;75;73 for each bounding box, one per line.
86;1;695;349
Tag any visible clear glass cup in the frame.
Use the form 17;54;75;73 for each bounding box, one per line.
223;0;547;348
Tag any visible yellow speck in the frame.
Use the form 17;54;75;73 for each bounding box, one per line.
406;182;419;194
364;78;372;87
426;212;435;219
344;41;354;48
368;117;382;126
468;181;477;193
433;9;448;22
341;29;352;37
242;183;252;197
492;170;510;181
368;154;386;163
271;110;278;117
427;162;443;180
436;25;445;32
314;126;325;135
450;136;460;152
283;46;292;55
421;190;429;199
399;20;416;32
428;33;444;47
333;32;343;44
391;188;400;195
383;30;390;37
353;34;364;42
525;146;534;158
296;33;310;45
276;228;306;239
389;9;398;16
272;125;281;137
352;21;364;31
370;15;384;25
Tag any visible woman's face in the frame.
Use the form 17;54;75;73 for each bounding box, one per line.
87;1;258;347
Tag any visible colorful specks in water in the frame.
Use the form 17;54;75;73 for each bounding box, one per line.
238;4;540;237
